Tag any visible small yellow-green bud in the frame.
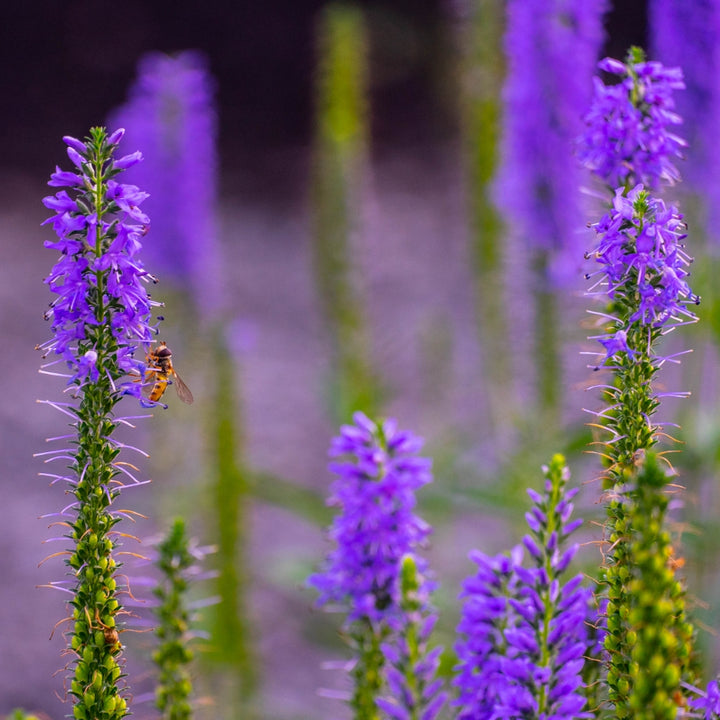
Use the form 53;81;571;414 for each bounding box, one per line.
91;670;102;691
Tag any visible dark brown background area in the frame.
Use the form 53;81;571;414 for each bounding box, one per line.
0;0;645;176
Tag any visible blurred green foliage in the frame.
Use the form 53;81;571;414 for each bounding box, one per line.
311;3;382;422
204;329;258;716
458;0;513;440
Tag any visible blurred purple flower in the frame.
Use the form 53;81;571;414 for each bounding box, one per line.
650;0;720;246
577;49;687;191
309;412;433;626
455;456;594;719
686;678;720;718
495;0;607;284
650;0;719;186
39;131;158;390
110;51;221;316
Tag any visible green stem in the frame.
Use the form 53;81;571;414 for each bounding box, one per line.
154;518;195;720
460;0;512;440
351;622;385;720
208;329;257;713
533;251;561;423
312;3;380;421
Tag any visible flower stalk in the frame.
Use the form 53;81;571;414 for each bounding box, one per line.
579;48;699;715
38;127;158;719
619;453;695;719
587;189;698;714
311;4;380;421
350;623;386;720
153;518;196;720
455;455;594;719
309;413;435;718
376;555;446;720
457;0;511;438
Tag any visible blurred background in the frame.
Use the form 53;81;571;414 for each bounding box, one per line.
7;1;720;719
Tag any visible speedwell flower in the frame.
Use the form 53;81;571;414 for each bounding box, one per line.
586;184;698;364
37;127;160;720
39;129;159;392
110;51;220;316
496;0;606;281
455;456;593;720
309;412;433;626
578;48;686;191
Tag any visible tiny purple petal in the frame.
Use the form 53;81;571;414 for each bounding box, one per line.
66;146;85;168
107;128;125;145
63;135;87;154
114;150;143;170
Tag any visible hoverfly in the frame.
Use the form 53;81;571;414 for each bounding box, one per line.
144;341;194;405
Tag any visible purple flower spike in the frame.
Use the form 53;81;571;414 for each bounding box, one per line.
495;0;607;284
650;2;720;194
309;413;434;626
109;51;221;317
578;47;687;190
455;455;594;719
39;128;161;394
586;184;698;366
37;127;159;720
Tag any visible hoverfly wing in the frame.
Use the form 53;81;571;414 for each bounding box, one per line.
172;371;194;404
